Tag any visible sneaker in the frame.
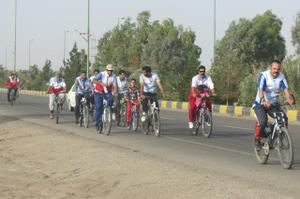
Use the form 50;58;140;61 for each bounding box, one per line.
189;122;194;129
49;113;54;119
205;122;211;127
255;139;262;150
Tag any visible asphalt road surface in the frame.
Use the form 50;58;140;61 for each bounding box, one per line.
1;93;300;195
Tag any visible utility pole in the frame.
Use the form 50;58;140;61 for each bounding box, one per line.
14;0;17;72
213;0;216;65
63;30;70;65
87;0;90;77
29;39;34;70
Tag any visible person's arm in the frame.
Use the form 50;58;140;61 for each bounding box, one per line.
284;89;294;105
257;74;270;108
208;77;216;96
156;80;166;98
139;75;145;99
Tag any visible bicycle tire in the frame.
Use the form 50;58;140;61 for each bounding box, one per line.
192;111;200;136
132;112;139;132
277;127;294;169
83;105;90;128
56;101;59;124
102;107;112;136
142;114;150;135
202;109;212;138
253;136;269;165
9;89;15;106
153;110;161;137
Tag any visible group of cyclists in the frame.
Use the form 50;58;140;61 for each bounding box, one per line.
47;64;166;132
8;59;295;150
46;59;294;137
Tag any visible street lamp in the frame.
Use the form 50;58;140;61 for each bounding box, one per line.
28;39;34;69
75;29;92;76
14;0;17;72
64;30;70;65
87;0;90;77
213;0;216;65
118;17;125;28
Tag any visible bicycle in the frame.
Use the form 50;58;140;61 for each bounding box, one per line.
128;98;139;132
141;96;160;137
78;94;90;128
53;92;63;124
118;97;127;127
99;95;112;135
192;90;213;138
254;103;295;169
8;86;19;106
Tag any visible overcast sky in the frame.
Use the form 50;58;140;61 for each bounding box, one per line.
0;0;300;71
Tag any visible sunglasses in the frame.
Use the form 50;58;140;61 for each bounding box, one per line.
199;70;205;73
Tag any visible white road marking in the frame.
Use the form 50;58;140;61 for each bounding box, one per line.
161;117;177;120
223;125;253;131
165;136;278;161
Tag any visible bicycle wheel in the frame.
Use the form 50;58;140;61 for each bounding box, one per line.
142;114;150;135
253;136;269;165
102;107;112;136
132;112;139;132
56;101;59;124
202;109;212;138
192;111;200;136
277;127;294;169
9;89;15;106
83;105;90;128
153;110;161;137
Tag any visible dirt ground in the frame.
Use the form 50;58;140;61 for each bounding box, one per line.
0;117;297;199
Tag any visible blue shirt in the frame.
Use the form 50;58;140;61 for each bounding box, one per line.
75;76;92;94
253;70;288;106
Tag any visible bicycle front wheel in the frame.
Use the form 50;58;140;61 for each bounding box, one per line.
202;109;212;138
132;112;139;132
56;102;59;124
277;127;294;169
9;89;15;106
153;110;161;137
83;105;90;128
103;107;112;136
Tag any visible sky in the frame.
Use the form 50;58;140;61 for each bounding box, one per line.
0;0;300;71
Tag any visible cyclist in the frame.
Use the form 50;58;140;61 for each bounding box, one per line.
188;65;216;129
6;73;20;102
115;70;128;125
93;64;117;130
89;69;99;110
253;59;294;148
74;71;93;124
48;72;67;119
139;66;166;122
125;78;140;128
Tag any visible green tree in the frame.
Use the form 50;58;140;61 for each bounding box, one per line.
39;59;54;90
211;10;286;104
63;43;87;88
292;11;300;55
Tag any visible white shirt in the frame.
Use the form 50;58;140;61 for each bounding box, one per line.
96;71;117;91
191;74;214;90
117;76;127;94
139;72;160;93
253;70;288;106
49;77;66;89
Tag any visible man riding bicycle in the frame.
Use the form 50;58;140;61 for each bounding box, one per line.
6;73;20;102
74;71;93;124
188;65;216;129
93;64;117;131
253;59;294;148
139;66;166;122
89;69;99;110
48;72;67;119
115;70;128;125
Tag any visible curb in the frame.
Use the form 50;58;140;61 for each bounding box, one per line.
160;100;299;122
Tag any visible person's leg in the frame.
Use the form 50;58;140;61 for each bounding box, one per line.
95;93;103;127
49;93;55;118
188;95;196;123
75;94;82;123
253;105;268;140
58;93;66;104
106;92;114;107
206;97;212;112
7;88;11;101
127;101;132;122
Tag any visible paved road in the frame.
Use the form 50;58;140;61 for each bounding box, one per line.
1;93;300;194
